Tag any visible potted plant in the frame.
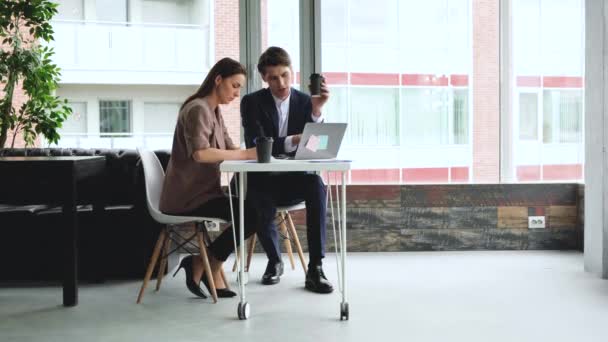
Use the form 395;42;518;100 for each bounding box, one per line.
0;0;71;148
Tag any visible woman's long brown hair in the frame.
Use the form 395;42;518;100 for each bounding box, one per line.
181;57;247;110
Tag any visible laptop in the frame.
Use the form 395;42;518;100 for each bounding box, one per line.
278;122;347;160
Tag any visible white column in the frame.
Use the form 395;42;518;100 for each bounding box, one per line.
584;0;608;278
239;0;262;95
299;0;322;90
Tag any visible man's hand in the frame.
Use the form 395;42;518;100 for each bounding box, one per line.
310;78;330;116
292;134;302;146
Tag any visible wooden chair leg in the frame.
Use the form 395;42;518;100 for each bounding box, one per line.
155;232;171;292
246;234;256;272
279;213;295;270
232;235;255;272
196;230;218;303
232;244;240;272
286;212;307;274
137;229;166;304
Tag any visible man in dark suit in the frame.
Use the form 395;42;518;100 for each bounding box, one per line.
240;46;333;293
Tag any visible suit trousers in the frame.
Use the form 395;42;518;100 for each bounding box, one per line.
247;172;327;266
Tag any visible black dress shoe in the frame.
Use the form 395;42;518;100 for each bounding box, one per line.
261;260;284;285
201;272;237;298
172;255;208;298
305;265;334;294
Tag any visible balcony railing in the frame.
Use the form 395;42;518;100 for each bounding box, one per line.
49;20;212;84
47;133;173;150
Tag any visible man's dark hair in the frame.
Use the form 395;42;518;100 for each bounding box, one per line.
257;46;292;75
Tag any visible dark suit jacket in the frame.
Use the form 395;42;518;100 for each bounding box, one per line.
241;87;316;156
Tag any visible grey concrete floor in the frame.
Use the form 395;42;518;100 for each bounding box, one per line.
1;251;607;342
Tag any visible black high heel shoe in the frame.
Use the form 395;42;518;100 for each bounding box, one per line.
201;271;237;298
173;255;208;298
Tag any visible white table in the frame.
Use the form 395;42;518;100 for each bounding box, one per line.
220;159;351;320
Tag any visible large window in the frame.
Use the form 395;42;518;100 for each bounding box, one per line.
542;90;583;144
509;0;584;182
350;88;399;146
519;93;539;140
99;100;131;134
48;0;585;184
265;0;300;84
321;0;472;184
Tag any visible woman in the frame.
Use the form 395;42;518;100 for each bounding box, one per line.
159;57;257;298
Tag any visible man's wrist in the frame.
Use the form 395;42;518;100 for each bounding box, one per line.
311;111;324;122
284;136;297;153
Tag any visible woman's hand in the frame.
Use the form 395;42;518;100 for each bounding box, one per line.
193;147;257;163
244;147;257;160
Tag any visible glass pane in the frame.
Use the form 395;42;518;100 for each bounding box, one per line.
350;88;399;145
100;101;131;133
510;0;584;182
402;88;449;145
322;0;473;184
96;0;128;22
56;0;84;20
453;89;469;144
543;90;583;144
264;0;300;84
141;0;199;25
519;93;538;140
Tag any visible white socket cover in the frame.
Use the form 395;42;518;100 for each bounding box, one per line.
528;216;546;229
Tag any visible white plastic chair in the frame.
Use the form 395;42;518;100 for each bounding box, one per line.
233;202;308;275
136;147;229;303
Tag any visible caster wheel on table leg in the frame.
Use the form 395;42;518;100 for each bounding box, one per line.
340;302;349;321
238;302;250;320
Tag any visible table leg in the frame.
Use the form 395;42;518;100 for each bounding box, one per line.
237;171;250;320
340;171;349;320
63;175;78;307
91;201;105;283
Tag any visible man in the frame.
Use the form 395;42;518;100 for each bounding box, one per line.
240;46;333;293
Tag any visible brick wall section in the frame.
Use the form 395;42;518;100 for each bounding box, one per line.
215;0;241;145
5;84;29;148
0;32;29;148
1;27;37;148
0;78;29;149
282;184;580;252
472;0;500;182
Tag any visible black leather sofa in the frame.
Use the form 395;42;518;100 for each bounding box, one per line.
0;148;172;282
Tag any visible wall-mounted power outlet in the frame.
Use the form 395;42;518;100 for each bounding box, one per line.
528;216;546;229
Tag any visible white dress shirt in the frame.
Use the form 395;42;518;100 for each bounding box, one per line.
273;90;324;153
